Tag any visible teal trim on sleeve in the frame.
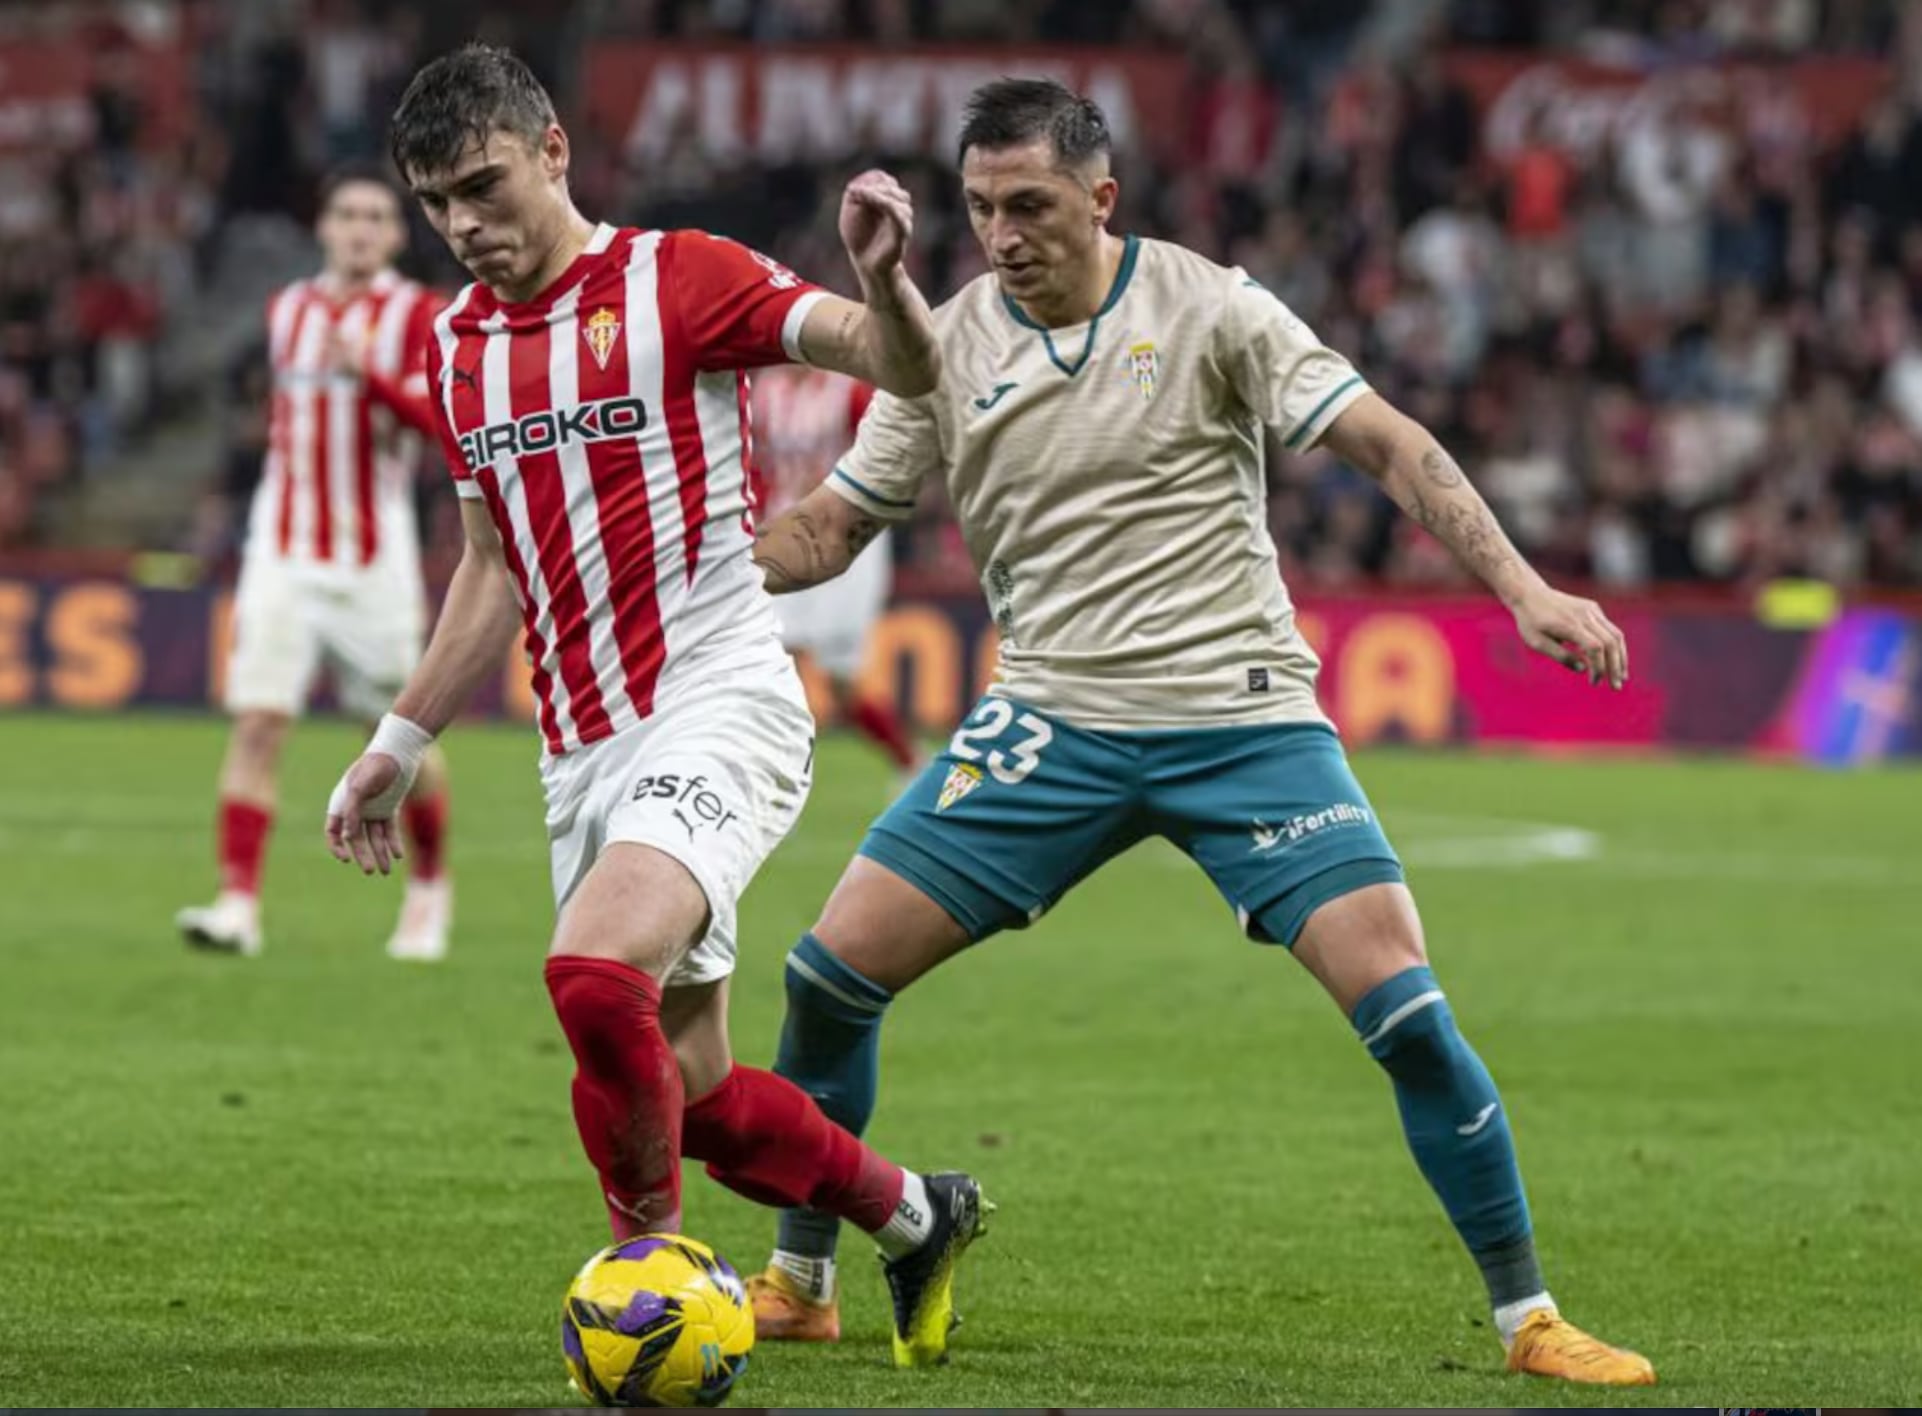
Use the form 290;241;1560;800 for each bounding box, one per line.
831;465;917;510
1282;373;1365;451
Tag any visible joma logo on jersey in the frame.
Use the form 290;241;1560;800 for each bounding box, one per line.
457;396;648;469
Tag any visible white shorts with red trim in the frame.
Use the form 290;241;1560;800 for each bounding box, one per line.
539;655;815;988
224;550;425;720
775;529;891;679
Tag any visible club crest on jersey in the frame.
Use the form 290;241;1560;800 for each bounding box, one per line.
1127;340;1159;402
582;307;621;371
935;762;984;812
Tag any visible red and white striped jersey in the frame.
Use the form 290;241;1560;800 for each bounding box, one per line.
750;365;873;519
247;270;439;568
428;223;828;757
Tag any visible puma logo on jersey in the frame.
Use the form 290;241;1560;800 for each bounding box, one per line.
972;382;1017;411
457;395;648;470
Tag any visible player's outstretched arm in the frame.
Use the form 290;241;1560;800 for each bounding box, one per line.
793;170;941;398
325;500;520;874
752;481;886;595
1321;391;1629;689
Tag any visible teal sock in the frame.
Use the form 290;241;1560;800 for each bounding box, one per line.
772;932;891;1263
1352;965;1542;1307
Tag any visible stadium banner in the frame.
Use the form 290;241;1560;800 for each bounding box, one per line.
577;43;1192;167
1443;48;1890;169
1;576;1915;762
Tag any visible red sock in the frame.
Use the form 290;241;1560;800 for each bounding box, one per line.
402;789;448;882
544;956;685;1238
848;694;917;769
217;798;272;896
683;1065;904;1232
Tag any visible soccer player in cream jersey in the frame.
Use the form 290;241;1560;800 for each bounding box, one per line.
747;79;1654;1385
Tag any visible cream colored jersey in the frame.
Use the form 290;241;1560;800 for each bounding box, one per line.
829;234;1370;730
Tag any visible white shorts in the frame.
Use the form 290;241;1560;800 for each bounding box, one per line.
225;551;424;720
539;659;815;988
776;530;891;679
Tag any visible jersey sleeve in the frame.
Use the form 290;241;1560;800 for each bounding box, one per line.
1217;271;1370;452
825;389;939;522
363;291;444;439
663;230;830;372
422;336;483;500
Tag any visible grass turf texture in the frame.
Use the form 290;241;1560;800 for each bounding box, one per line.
1;710;1917;1408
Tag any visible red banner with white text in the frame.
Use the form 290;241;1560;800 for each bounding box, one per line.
578;43;1191;168
1442;47;1890;172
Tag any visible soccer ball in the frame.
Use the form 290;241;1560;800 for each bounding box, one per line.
560;1234;753;1407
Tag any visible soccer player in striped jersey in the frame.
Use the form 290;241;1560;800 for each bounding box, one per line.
747;79;1655;1385
177;166;454;963
323;45;984;1368
751;364;922;778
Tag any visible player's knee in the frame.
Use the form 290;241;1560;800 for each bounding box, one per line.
231;711;290;771
1352;965;1460;1071
1294;880;1427;1014
783;931;892;1023
812;864;969;993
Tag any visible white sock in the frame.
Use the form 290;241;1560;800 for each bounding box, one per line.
1493;1291;1557;1346
873;1170;933;1258
214;890;258;919
769;1248;836;1305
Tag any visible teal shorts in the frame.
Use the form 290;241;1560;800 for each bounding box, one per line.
859;696;1404;946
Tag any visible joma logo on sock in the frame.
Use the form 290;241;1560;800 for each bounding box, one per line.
1250;803;1373;853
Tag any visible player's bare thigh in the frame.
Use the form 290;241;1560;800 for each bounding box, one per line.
550;841;712;980
1291;881;1430;1017
813;855;972;993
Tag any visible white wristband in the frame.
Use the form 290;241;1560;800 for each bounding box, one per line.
367;713;435;774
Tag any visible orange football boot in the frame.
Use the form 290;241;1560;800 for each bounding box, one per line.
1506;1308;1657;1385
745;1268;841;1343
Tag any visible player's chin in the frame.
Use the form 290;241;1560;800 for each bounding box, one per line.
995;262;1042;292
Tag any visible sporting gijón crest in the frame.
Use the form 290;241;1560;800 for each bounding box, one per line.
582;306;621;370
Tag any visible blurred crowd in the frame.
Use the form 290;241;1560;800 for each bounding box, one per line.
5;0;1922;591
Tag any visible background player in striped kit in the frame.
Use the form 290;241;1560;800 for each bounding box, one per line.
323;45;986;1368
177;167;454;963
751;364;922;780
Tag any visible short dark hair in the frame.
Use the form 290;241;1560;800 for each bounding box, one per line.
956;78;1111;168
318;162;403;216
389;42;557;181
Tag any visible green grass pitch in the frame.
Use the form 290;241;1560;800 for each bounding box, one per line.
1;711;1917;1407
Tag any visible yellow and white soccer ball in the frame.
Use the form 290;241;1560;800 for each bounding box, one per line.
561;1234;753;1407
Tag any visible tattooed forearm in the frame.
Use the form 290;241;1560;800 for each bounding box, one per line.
845;514;883;560
1419;446;1466;488
753;501;884;594
1390;442;1529;600
753;509;831;594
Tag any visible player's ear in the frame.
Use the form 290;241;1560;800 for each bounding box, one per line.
541;123;569;181
1091;176;1119;227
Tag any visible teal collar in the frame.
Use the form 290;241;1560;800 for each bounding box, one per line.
1000;234;1140;378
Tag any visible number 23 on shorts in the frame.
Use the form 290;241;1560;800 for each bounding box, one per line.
948;698;1053;785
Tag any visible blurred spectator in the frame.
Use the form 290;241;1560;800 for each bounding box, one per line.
3;0;1921;590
